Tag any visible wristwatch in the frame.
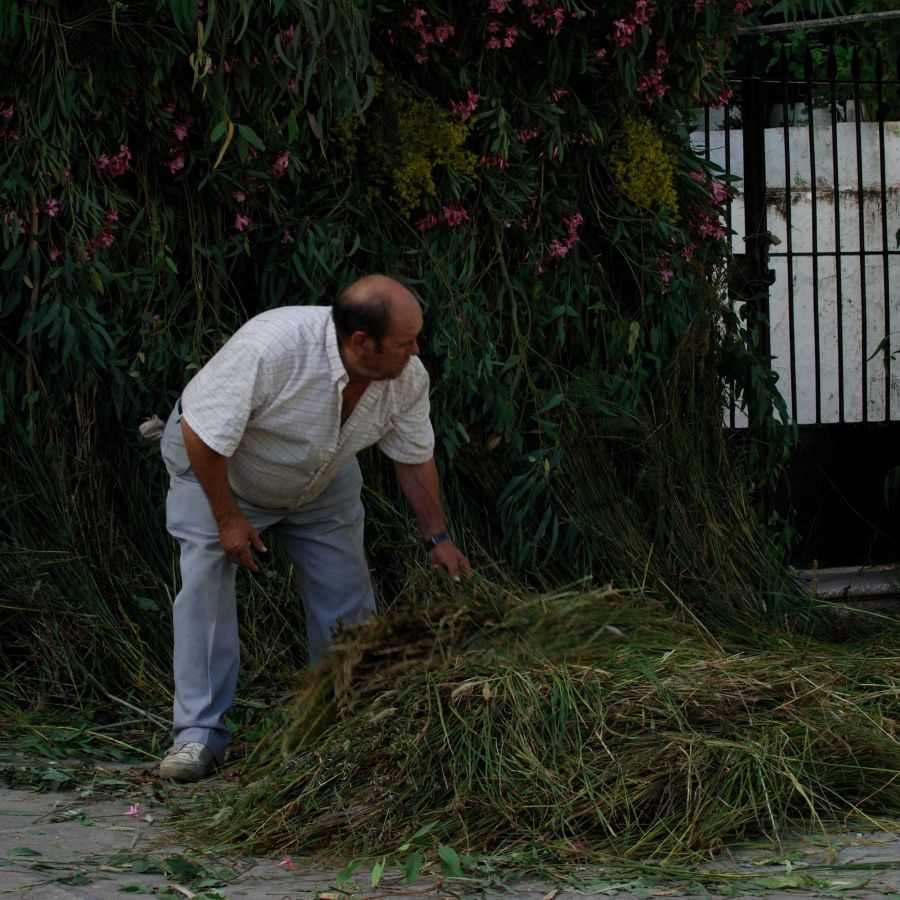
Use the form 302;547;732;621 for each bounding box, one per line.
423;530;451;552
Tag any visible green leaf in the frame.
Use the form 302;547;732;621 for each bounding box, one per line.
210;120;227;142
410;822;438;841
404;850;423;884
236;124;265;151
370;856;386;887
336;859;358;883
436;845;463;877
8;848;42;857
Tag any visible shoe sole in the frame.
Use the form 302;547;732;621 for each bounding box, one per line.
158;763;214;783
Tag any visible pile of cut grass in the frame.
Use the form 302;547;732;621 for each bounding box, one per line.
192;576;899;862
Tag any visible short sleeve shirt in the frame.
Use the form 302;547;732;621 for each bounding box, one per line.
180;306;434;509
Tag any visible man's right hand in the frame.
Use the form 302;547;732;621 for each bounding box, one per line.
218;514;267;572
180;418;267;572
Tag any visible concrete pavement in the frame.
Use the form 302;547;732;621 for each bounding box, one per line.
0;765;898;898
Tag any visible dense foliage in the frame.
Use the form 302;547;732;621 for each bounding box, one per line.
0;0;802;707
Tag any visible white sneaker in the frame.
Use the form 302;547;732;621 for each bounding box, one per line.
158;742;217;782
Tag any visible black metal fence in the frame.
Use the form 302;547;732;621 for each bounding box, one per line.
695;41;900;429
695;37;900;566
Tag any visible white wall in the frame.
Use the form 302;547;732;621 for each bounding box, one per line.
694;120;900;425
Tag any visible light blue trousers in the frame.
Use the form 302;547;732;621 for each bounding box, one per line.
161;408;375;763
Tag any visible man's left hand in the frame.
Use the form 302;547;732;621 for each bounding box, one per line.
429;539;471;582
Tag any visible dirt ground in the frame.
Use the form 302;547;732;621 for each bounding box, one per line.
0;763;898;899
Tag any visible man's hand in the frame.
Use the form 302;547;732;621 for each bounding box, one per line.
428;538;471;582
218;513;267;572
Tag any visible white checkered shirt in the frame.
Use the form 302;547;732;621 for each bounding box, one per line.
180;306;434;509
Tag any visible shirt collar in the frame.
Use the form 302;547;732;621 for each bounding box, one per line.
325;314;349;387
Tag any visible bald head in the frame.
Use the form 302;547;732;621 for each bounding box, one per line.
333;274;421;349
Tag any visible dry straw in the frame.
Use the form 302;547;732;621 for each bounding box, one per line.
191;575;899;863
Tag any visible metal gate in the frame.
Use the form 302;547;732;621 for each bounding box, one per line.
694;34;900;566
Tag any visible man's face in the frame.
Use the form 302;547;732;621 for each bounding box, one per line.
367;304;423;380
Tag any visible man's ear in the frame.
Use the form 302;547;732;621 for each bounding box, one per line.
348;330;370;354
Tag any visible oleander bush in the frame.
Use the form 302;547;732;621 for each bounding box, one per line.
2;0;801;708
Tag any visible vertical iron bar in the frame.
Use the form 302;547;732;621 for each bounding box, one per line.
804;47;822;424
876;50;892;422
724;96;737;428
828;44;845;422
852;47;869;421
741;70;771;388
780;51;798;422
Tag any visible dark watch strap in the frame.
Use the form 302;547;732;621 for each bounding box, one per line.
423;530;450;551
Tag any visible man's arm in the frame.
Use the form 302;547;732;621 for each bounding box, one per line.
181;418;266;572
393;457;471;580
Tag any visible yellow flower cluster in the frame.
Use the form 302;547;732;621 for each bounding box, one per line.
607;116;679;216
364;80;476;216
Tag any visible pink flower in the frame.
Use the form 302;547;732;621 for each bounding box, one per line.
105;209;119;224
547;86;568;104
271;150;290;178
637;71;668;102
696;214;725;241
433;22;454;42
163;102;176;114
690;171;705;183
709;179;728;205
94;144;132;177
233;190;247;203
548;6;565;34
0;104;13;120
416;212;439;232
564;212;583;235
633;0;655;26
548;239;570;259
488;0;506;10
480;153;509;170
660;268;674;283
516;125;541;142
165;154;185;173
280;25;294;43
485;36;502;49
409;7;426;27
173;122;189;141
712;86;734;109
278;855;295;870
97;231;117;249
287;77;297;93
42;197;60;217
441;205;469;227
544;212;583;263
281;228;294;245
611;18;636;47
450;88;480;120
234;212;251;231
49;248;61;262
656;40;670;67
502;26;518;47
734;0;753;14
123;804;140;817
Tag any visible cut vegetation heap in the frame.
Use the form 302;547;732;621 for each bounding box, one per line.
1;0;897;867
194;577;899;862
